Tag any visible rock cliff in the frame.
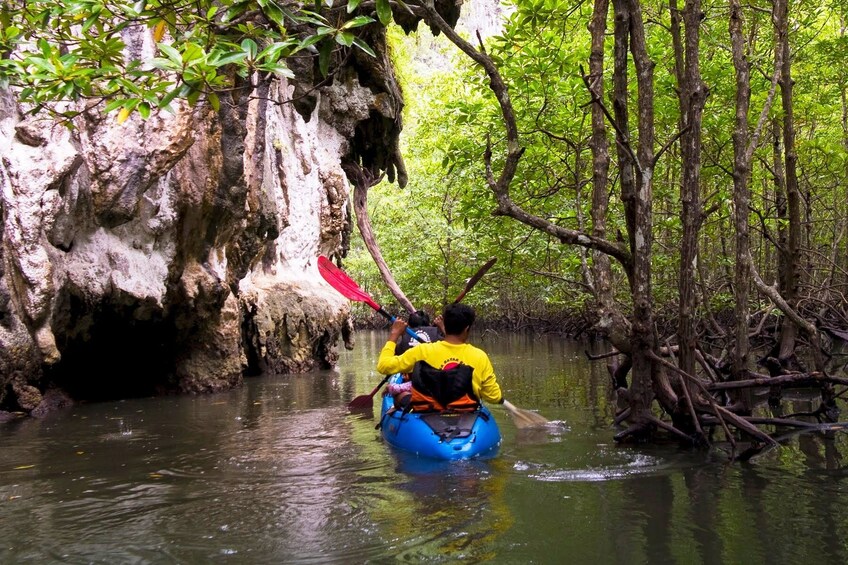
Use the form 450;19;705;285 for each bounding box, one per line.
0;21;410;414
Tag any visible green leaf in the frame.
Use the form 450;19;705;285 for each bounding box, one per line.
335;31;354;47
137;102;151;119
241;38;258;60
159;86;182;107
351;37;376;58
143;91;161;107
186;88;202;106
346;0;362;14
283;8;328;26
340;15;374;30
182;43;205;64
375;0;392;25
4;25;21;40
148;57;180;71
27;56;56;73
298;30;332;51
258;62;295;77
257;0;286;28
37;38;52;58
104;98;125;112
81;9;102;33
207;92;220;112
157;43;183;66
274;64;295;78
318;40;332;77
257;40;297;62
208;51;248;67
222;0;253;23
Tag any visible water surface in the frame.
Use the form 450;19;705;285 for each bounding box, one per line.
2;331;847;563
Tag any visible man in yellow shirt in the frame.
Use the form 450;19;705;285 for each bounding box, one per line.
377;304;503;410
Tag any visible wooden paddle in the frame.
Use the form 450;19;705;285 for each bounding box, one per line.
503;400;550;429
454;257;496;304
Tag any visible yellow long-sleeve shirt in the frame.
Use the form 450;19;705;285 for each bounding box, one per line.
376;340;503;404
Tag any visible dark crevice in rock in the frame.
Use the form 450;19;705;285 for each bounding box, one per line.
314;330;340;370
0;214;8;328
343;28;407;189
227;82;281;288
350;108;403;184
48;288;179;402
205;93;249;257
286;52;320;121
241;301;263;377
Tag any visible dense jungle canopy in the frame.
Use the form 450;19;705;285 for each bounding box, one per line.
353;0;848;333
4;0;848;456
347;0;848;456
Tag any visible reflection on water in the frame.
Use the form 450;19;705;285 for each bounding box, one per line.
1;331;847;563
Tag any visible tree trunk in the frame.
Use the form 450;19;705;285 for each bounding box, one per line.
671;0;708;380
615;0;664;433
612;0;638;260
587;0;630;358
344;163;417;314
774;0;804;370
729;0;753;407
839;20;848;294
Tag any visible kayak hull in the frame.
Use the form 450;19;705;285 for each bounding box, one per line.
378;374;501;460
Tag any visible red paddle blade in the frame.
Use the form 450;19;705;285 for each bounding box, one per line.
318;256;380;310
348;394;374;410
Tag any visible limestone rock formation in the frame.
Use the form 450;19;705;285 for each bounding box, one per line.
0;23;408;415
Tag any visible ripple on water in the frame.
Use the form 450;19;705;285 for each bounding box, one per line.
518;451;667;482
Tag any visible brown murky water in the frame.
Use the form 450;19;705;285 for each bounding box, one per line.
2;331;847;563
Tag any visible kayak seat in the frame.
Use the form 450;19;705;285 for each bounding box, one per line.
419;411;485;442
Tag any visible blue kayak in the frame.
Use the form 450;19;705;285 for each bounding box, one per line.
378;374;501;460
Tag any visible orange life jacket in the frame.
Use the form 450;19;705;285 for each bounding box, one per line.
409;361;479;413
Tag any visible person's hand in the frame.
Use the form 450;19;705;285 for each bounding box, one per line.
389;319;408;342
434;315;445;335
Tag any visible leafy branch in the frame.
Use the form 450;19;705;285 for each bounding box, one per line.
0;0;381;122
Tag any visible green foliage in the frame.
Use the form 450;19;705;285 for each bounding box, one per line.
0;0;378;121
350;0;848;329
347;17;600;321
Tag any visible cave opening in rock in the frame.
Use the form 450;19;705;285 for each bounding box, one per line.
47;290;180;402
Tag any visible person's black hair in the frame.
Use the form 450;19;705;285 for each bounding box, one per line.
408;310;430;328
443;303;475;335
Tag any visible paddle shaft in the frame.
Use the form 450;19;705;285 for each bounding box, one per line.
375;307;424;343
387;257;497;342
368;374;392;398
453;258;496;304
